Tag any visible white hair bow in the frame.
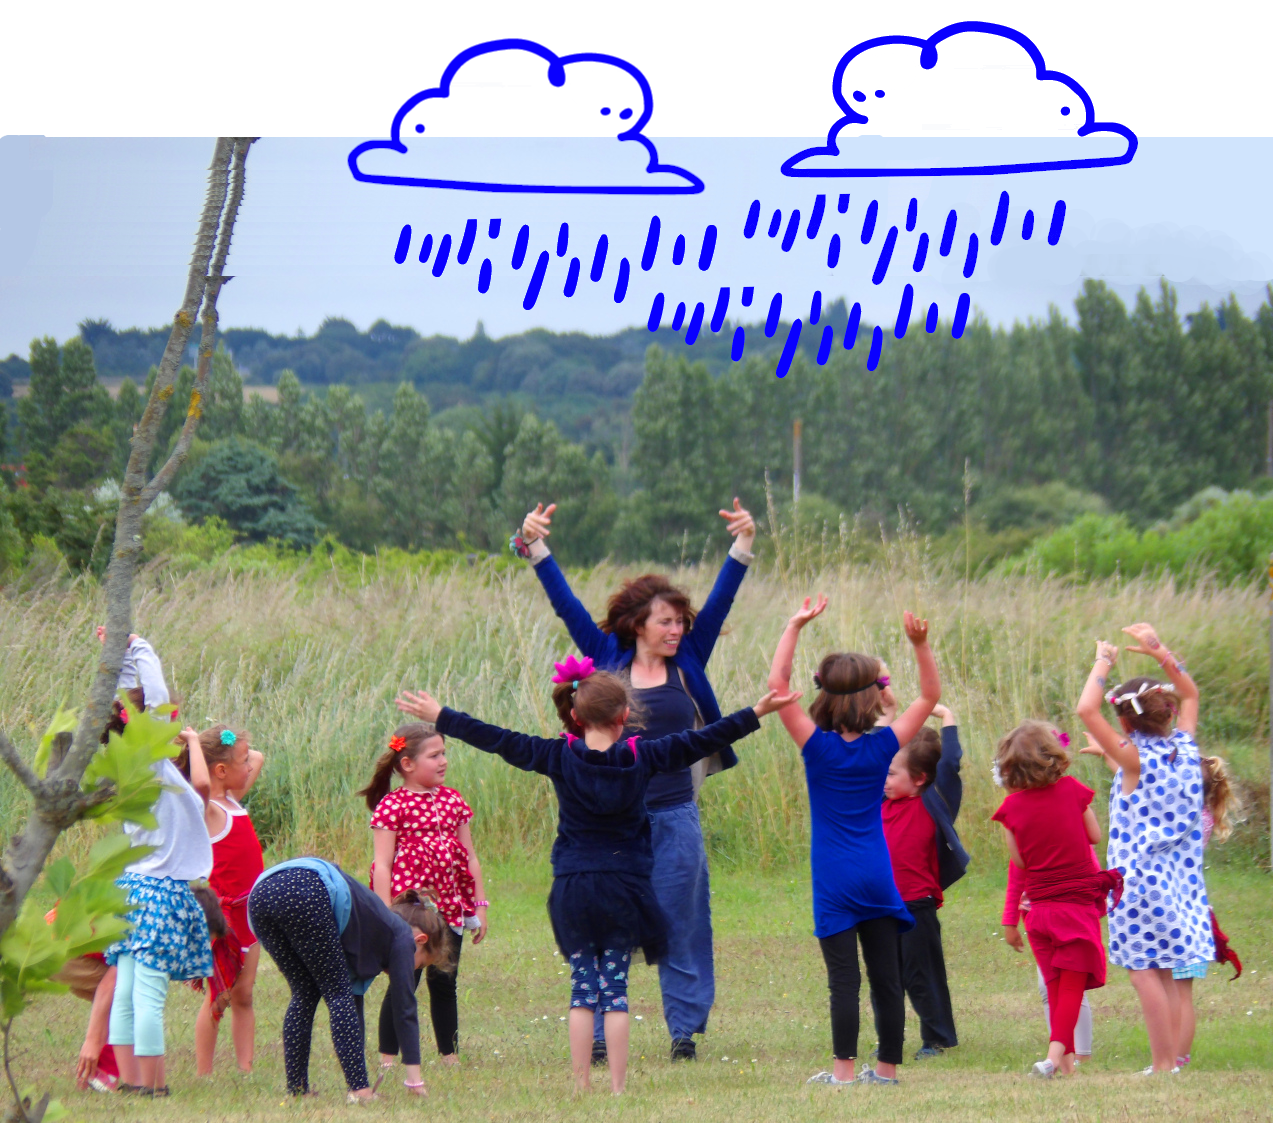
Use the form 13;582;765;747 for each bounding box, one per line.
1106;682;1165;715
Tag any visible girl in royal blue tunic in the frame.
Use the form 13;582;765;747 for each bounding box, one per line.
395;657;796;1095
767;596;942;1087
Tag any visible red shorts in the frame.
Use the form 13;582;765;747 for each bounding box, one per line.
1025;901;1107;991
224;898;257;953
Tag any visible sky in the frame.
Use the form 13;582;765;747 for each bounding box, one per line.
0;133;1268;361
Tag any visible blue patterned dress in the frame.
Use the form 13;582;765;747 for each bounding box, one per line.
1105;729;1214;971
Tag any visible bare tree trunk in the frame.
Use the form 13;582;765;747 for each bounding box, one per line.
0;137;255;937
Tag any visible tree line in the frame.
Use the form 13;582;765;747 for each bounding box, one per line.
1;279;1269;574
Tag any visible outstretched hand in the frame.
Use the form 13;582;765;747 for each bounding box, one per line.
522;503;556;542
1076;731;1107;757
1121;622;1163;659
718;498;756;546
902;612;929;646
397;690;442;725
1094;639;1119;667
788;594;828;629
754;688;803;717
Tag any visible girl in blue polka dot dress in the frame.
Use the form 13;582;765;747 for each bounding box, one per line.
1076;623;1211;1076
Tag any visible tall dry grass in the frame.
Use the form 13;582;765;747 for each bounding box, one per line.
0;547;1268;873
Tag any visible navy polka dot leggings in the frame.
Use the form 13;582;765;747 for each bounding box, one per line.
249;868;369;1094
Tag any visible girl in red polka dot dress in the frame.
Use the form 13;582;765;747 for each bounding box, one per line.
358;722;487;1069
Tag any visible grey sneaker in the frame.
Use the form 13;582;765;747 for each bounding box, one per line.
855;1067;899;1085
806;1070;854;1086
1031;1060;1056;1079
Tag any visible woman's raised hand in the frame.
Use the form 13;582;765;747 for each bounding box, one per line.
788;594;828;629
902;612;929;646
1094;639;1119;666
522;503;556;542
1121;622;1163;659
753;688;803;717
396;690;442;724
718;498;756;549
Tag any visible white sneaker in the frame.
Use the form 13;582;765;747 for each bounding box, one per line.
1031;1060;1056;1079
806;1070;854;1086
1138;1065;1181;1076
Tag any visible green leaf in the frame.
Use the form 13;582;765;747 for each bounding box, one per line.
43;858;74;899
32;706;77;777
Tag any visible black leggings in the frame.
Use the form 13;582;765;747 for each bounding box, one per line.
379;928;463;1057
249;869;369;1094
818;916;904;1064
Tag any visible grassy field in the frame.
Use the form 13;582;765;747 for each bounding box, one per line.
0;551;1269;1120
21;863;1274;1122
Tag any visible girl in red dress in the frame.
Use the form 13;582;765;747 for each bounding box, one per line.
359;722;488;1068
192;725;265;1075
991;721;1121;1079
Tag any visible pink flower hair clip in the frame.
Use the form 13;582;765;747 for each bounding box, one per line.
552;654;596;690
1052;729;1071;748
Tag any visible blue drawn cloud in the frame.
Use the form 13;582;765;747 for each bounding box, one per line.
779;22;1141;178
349;37;708;196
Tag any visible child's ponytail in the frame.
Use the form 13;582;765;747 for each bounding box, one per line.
357;723;443;811
360;749;401;811
1201;756;1242;843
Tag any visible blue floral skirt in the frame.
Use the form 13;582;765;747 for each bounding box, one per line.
105;872;213;981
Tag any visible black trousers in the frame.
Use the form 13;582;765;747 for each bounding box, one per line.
818;916;904;1064
898;897;958;1048
379;927;463;1057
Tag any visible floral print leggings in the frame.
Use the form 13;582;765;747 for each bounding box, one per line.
569;948;632;1012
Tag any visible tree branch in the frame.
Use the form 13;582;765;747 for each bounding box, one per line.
0;732;42;796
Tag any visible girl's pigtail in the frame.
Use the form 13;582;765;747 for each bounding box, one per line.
1202;756;1242;843
357;749;400;812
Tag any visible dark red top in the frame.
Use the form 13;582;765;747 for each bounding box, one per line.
882;793;942;904
208;796;265;903
992;776;1098;895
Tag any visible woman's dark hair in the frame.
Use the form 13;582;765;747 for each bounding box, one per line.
1108;675;1179;738
174;723;248;780
190;881;229;940
900;727;942;788
357;723;444;811
809;653;885;734
598;575;697;646
552;671;641;737
391;889;457;973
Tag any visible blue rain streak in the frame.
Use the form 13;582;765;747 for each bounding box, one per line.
699;225;717;270
478;258;492;294
556;222;569;257
647;292;665;330
837;193;850;214
895;284;914;339
810;290;822;324
781;210;801;252
866;325;883;371
767;209;782;237
925;302;938;333
488;218;501;239
564;256;581;297
744;200;760;238
671;302;686;330
641;216;661;270
940;210;957;256
431;233;452;277
861;200;878;244
614;257;630;303
827;233;841;268
522;250;549;309
589;235;608;281
393;224;411;264
807;194;826;239
952;293;971;338
710;287;730;333
741;286;755;307
816;325;833;365
990;191;1009;246
906;198;918;232
776;320;803;378
912;232;929;273
458;219;477;265
512;225;530;269
872;227;898;285
731;326;746;361
685;302;705;345
1048;200;1066;245
844;302;861;349
1021;209;1035;240
672;234;686;264
418;232;433;265
765;293;783;338
963;233;978;279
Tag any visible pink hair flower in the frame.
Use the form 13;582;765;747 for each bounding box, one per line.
551;654;595;686
876;675;891;689
1053;729;1071;748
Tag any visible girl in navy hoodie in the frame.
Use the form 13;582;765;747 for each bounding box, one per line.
396;656;794;1094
